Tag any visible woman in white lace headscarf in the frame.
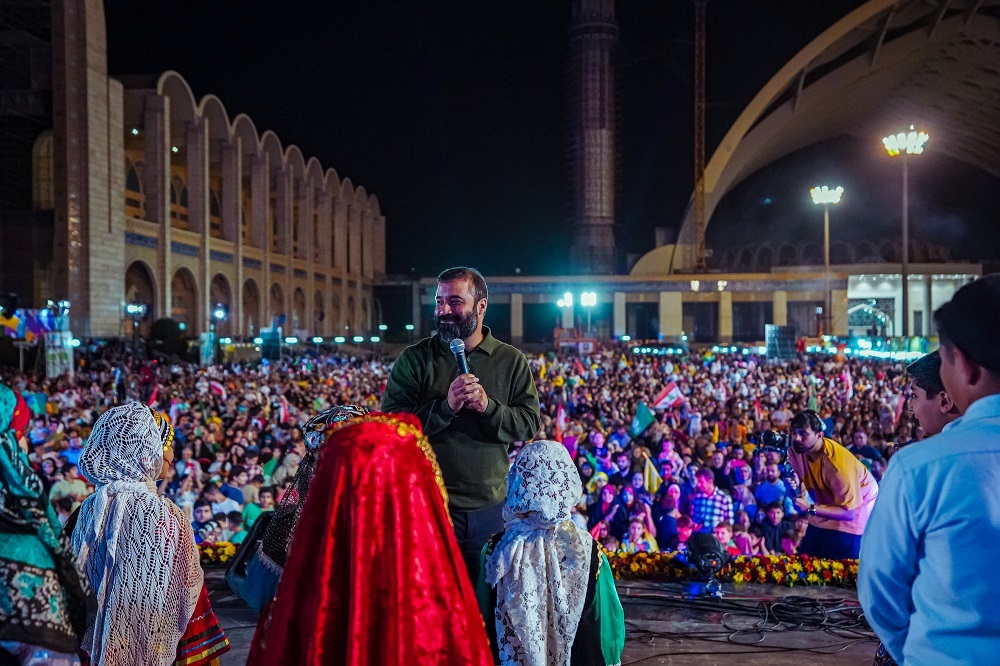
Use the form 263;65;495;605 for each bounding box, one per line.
480;440;625;666
71;403;202;666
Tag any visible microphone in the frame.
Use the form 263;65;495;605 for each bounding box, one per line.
449;338;470;375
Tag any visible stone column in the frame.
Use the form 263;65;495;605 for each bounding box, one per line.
411;280;422;338
222;140;242;333
658;291;682;338
333;198;348;272
772;290;788;326
719;291;733;343
362;211;374;279
510;293;524;345
373;215;386;277
831;289;848;337
251;154;270;326
144;94;172;321
613;292;626;338
923;276;933;336
186;118;209;334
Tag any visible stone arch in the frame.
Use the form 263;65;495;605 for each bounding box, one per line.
329;291;341;336
292;287;306;331
756;246;774;270
269;283;285;328
242;278;261;337
313;290;325;336
209;274;233;336
125;261;157;336
171;267;199;334
777;244;798;266
346;295;356;333
830;241;853;265
801;242;823;265
32;130;53;211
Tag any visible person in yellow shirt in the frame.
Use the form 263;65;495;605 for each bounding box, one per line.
787;410;878;560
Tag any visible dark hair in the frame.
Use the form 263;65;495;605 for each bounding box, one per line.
437;266;488;304
676;515;693;529
194;499;211;510
790;410;824;434
907;351;945;396
230;465;247;478
934;274;1000;375
259;485;276;497
694;467;714;481
61;463;77;475
226;511;242;526
202;482;219;495
250;474;265;485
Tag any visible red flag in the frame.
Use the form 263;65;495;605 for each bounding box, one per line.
754;397;762;423
147;385;159;407
279;396;290;424
573;358;586;376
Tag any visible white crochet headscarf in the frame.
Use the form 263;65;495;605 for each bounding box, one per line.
486;440;593;666
72;402;203;666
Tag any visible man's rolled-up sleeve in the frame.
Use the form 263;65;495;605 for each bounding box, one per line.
858;464;918;664
478;353;541;442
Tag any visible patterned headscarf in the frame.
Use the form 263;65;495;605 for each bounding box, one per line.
486;440;593;666
72;402;202;666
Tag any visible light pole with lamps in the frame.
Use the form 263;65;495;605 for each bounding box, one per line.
882;126;929;337
211;304;228;363
809;185;844;336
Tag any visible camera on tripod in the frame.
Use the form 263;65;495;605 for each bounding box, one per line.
754;430;794;476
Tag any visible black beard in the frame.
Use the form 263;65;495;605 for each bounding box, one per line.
436;312;478;342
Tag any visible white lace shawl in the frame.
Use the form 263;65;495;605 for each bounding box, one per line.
71;403;203;666
486;440;593;666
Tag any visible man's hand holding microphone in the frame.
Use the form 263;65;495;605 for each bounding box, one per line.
448;339;489;413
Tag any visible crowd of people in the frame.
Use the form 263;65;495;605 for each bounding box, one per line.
2;332;917;563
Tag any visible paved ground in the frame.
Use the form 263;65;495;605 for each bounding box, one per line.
207;570;878;665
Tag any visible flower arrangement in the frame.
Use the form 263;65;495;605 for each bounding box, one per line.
606;551;859;587
198;541;237;566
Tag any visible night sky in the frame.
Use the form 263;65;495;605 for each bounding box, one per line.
104;1;999;276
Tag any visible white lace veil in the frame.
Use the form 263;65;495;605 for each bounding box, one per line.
71;402;203;666
486;440;593;666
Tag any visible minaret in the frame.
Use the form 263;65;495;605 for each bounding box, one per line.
568;0;618;275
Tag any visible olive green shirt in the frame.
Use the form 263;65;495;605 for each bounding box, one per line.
381;327;541;510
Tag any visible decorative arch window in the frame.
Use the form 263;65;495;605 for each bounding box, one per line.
32;131;54;211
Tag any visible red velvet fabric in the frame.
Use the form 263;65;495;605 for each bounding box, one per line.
247;413;492;666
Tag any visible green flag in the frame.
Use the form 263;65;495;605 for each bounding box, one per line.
630;401;656;438
808;385;818;412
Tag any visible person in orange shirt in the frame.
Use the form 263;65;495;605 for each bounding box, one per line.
787;410;878;560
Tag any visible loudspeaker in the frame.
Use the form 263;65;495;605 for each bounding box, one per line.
765;324;796;360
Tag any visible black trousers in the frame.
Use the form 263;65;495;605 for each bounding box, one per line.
798;524;862;560
450;501;505;587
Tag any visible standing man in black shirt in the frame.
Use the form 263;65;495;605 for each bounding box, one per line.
381;267;541;582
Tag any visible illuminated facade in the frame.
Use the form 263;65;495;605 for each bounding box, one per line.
2;0;385;338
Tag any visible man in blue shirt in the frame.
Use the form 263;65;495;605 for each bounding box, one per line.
859;274;1000;665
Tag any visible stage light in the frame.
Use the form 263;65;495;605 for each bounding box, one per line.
621;335;631;341
405;324;414;331
284;336;298;344
70;339;81;347
687;533;729;597
253;337;263;344
370;336;380;343
334;336;346;343
312;336;323;344
378;324;388;331
352;336;364;343
213;305;228;321
219;337;232;344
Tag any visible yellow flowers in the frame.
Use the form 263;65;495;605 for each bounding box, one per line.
198;541;237;565
606;552;859;588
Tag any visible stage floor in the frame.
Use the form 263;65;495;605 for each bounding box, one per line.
207;570;879;665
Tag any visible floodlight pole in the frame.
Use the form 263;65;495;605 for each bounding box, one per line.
901;153;909;338
823;204;831;337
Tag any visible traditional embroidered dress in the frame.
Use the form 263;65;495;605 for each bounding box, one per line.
0;383;93;665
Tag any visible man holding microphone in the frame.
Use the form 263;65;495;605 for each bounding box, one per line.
381;266;541;582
